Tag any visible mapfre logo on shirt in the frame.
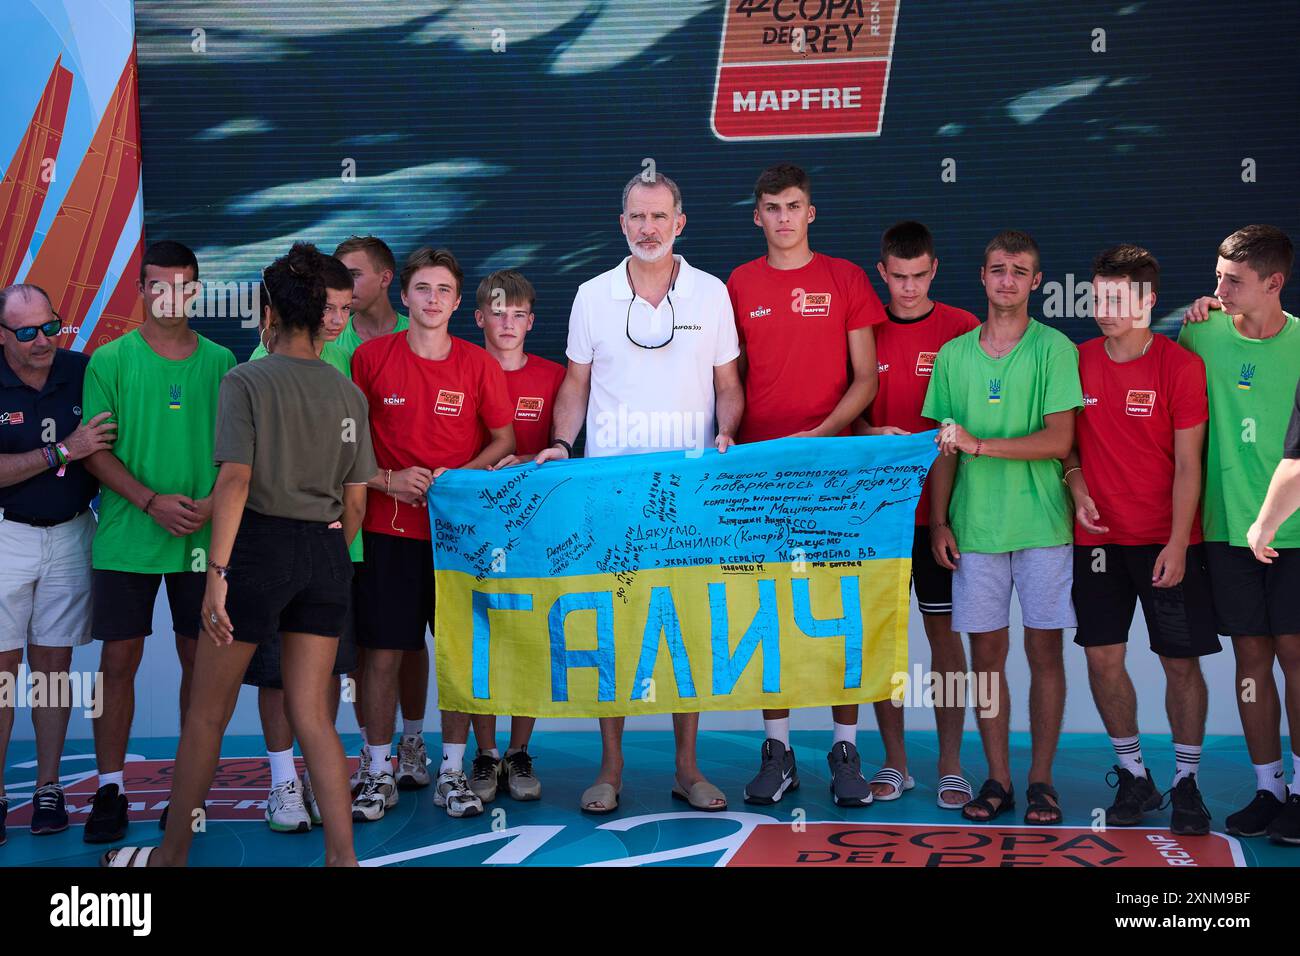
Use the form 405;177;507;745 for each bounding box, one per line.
515;396;544;422
800;292;832;317
915;352;937;377
0;411;24;425
435;390;465;416
1125;389;1156;417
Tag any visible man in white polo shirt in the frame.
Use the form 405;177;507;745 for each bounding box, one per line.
535;170;744;813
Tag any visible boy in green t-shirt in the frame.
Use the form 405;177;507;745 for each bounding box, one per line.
330;235;426;797
921;230;1082;826
80;241;237;844
1178;225;1300;843
244;254;364;831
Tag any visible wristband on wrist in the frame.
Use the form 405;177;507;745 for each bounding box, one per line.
551;438;573;456
143;492;158;515
1062;466;1082;486
207;560;231;580
973;438;983;457
41;445;58;469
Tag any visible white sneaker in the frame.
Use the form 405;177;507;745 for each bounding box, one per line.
434;769;483;818
351;769;398;823
396;735;430;789
349;745;371;796
302;771;322;826
266;778;312;833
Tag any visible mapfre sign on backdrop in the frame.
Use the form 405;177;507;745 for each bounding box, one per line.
711;0;901;140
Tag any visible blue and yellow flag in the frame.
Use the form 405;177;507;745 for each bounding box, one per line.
428;433;938;717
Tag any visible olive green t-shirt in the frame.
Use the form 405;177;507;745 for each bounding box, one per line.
921;319;1083;553
214;354;377;526
247;341;364;561
1178;310;1300;547
82;329;237;573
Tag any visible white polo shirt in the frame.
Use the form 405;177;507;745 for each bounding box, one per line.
566;254;740;458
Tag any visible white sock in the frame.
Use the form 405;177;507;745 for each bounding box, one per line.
402;718;423;738
268;748;297;788
1109;734;1145;776
367;743;391;775
506;746;525;756
479;748;500;760
1254;759;1286;800
832;722;857;746
763;718;791;749
441;742;466;773
99;770;125;795
1172;742;1201;785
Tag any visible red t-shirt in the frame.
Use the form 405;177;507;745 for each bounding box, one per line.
1074;334;1209;546
479;353;566;457
869;302;981;525
351;332;513;540
727;252;886;443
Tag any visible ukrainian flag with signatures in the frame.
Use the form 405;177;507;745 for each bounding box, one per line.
428;433;938;717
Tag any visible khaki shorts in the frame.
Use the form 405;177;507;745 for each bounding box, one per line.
0;510;94;652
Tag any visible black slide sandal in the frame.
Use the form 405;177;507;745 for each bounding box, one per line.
961;778;1015;822
1024;781;1063;825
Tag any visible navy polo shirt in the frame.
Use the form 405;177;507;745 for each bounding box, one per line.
0;347;98;521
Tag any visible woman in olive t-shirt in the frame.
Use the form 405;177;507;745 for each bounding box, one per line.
102;243;377;868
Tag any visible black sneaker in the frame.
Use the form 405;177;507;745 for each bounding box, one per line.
743;739;799;804
1266;792;1300;845
30;783;69;835
0;796;8;847
83;784;128;844
1225;789;1285;837
1165;775;1211;836
827;741;873;807
1104;766;1161;826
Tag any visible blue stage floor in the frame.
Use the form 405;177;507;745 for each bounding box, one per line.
1;731;1293;867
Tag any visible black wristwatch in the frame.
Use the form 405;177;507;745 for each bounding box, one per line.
551;438;573;457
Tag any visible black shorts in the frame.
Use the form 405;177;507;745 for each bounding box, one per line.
354;530;434;651
1204;542;1300;637
1072;543;1221;658
224;510;352;646
92;570;204;641
912;526;953;617
243;574;361;689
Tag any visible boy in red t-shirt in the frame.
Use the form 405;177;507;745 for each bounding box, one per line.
854;221;980;809
725;163;885;807
466;268;564;804
349;247;515;821
1065;244;1217;835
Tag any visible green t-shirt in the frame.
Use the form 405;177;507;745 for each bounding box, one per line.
332;312;408;364
82;329;237;573
247;341;364;562
921;319;1083;553
248;338;352;378
1178;310;1300;548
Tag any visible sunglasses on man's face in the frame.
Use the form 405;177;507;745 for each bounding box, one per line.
4;318;61;343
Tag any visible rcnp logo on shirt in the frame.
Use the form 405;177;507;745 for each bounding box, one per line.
801;292;832;317
435;390;465;417
1125;389;1156;417
515;396;544;422
915;351;937;377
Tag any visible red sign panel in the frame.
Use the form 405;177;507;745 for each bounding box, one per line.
712;0;901;140
727;822;1243;867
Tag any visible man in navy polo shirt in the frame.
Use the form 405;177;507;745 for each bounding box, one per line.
0;284;115;844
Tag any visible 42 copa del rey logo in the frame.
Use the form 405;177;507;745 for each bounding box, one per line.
711;0;901;141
